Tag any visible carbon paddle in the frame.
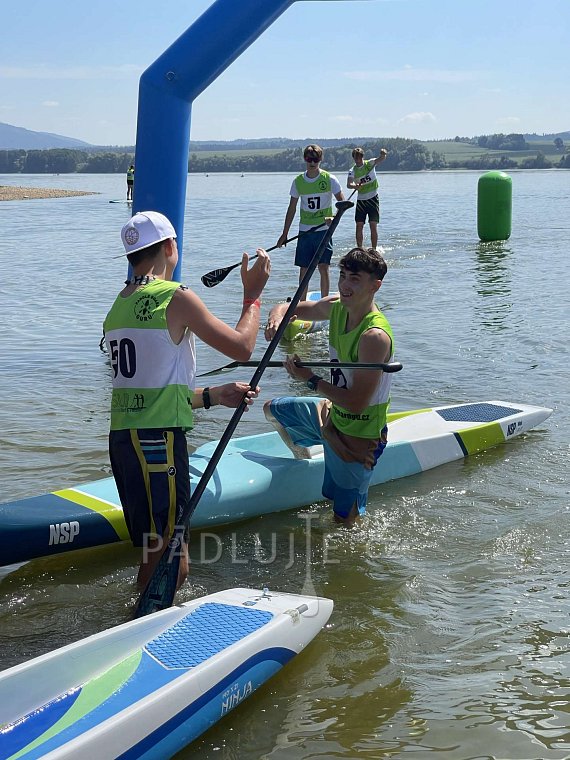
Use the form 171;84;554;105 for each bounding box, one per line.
134;199;354;618
200;221;328;288
197;360;403;378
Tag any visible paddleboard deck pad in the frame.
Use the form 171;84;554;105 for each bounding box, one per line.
0;587;333;759
0;400;551;567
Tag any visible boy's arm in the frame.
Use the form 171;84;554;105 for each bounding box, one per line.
347;168;359;190
167;250;270;362
276;196;298;247
373;149;388;166
264;295;338;341
192;382;260;409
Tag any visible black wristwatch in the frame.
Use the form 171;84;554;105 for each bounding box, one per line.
307;375;322;391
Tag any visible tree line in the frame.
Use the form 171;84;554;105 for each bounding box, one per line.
0;150;134;174
1;138;569;174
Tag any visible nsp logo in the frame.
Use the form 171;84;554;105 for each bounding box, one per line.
49;521;80;545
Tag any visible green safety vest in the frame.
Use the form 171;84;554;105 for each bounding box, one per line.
103;279;195;431
352;159;378;199
328;301;394;438
294;170;333;227
127;168;134;181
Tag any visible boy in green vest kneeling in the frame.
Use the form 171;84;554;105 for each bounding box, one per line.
263;247;394;524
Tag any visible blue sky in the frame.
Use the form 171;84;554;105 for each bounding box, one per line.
1;0;568;145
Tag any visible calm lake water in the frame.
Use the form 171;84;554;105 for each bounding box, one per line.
0;171;568;759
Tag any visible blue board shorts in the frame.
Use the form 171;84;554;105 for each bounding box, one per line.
267;397;387;519
294;229;333;268
109;428;190;547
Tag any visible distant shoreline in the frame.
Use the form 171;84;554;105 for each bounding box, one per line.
0;185;96;202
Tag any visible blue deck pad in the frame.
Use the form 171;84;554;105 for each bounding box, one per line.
438;403;522;423
146;603;273;669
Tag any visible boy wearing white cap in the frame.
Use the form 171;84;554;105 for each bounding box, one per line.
104;211;271;592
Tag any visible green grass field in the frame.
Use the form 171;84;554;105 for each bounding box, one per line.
189;140;566;167
421;140;564;165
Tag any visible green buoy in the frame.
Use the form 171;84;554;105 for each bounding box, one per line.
477;171;512;241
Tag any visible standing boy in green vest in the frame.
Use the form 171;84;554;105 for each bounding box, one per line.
263;247;394;525
347;147;388;249
276;144;344;301
104;211;271;591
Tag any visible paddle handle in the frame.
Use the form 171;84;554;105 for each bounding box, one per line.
244;360;402;371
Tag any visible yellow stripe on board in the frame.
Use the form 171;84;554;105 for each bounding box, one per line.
456;422;505;455
387;407;431;423
54;489;130;541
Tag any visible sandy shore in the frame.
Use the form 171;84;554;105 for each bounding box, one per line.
0;185;97;201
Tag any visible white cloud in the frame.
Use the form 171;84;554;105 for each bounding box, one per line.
42;101;59;108
0;64;142;80
398;112;437;124
331;115;354;122
496;116;521;126
345;68;484;83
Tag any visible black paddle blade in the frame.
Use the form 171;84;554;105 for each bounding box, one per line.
134;529;184;617
201;266;234;288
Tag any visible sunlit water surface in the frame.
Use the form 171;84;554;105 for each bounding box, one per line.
0;171;568;759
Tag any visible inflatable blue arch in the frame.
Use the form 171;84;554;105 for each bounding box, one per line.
132;0;302;280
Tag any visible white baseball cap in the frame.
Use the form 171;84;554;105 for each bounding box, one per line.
117;211;177;257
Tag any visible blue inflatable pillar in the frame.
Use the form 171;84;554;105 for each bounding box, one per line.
132;0;296;280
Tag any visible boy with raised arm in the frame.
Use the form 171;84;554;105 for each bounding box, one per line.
104;211;270;590
347;147;388;250
264;247;394;524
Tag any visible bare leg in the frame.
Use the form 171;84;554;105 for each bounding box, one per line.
355;222;364;248
318;263;330;297
333;502;360;526
264;400;313;459
370;221;378;250
298;267;309;302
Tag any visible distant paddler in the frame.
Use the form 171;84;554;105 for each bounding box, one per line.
126;163;135;200
264;247;396;525
347;147;388;250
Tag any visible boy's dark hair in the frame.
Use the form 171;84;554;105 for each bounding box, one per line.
126;239;165;268
339;247;387;281
303;143;323;160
